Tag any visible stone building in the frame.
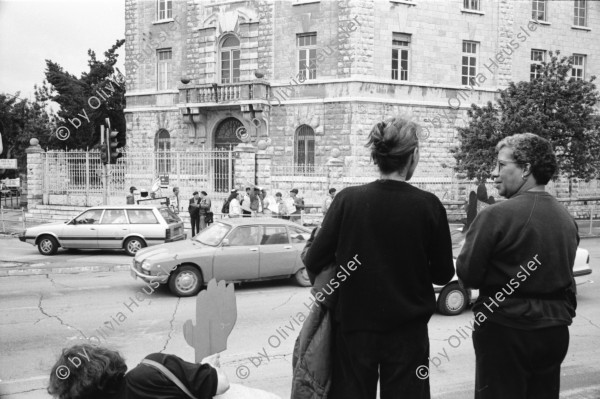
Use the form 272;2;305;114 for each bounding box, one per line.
123;0;599;201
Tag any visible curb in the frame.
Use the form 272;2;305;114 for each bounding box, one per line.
0;263;131;277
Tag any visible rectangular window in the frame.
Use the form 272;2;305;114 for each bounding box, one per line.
461;41;478;86
532;0;546;21
530;49;546;81
392;33;411;81
157;49;172;90
572;54;586;80
297;33;317;81
221;50;240;83
574;0;587;26
157;0;172;20
463;0;480;10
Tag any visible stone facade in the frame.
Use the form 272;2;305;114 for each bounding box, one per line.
123;0;599;182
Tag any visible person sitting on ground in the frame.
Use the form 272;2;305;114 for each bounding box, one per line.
48;343;228;399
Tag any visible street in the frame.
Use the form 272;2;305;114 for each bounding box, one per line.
0;237;599;399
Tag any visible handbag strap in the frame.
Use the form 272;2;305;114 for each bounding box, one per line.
140;359;199;399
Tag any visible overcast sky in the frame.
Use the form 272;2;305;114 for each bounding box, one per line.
0;0;125;101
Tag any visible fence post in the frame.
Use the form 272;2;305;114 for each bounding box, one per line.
21;207;25;231
85;151;90;206
0;203;4;233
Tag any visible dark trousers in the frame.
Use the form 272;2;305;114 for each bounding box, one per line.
330;322;430;399
473;321;569;399
190;213;200;236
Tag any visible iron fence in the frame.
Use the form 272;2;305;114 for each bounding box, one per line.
41;149;234;206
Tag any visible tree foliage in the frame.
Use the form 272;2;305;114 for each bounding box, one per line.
37;39;126;150
452;51;600;182
0;92;55;177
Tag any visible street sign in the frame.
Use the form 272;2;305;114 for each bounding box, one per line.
0;159;17;169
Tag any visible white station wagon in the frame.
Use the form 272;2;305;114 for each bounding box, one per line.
19;205;185;256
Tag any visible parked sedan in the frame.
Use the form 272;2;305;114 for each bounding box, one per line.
435;246;593;316
19;205;185;256
131;218;313;296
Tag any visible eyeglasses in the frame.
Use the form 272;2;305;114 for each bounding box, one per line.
495;159;522;172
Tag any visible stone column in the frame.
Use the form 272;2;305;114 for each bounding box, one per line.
25;138;44;208
233;143;256;190
255;151;272;190
326;154;345;191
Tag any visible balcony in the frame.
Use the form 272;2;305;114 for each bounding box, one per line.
178;81;272;107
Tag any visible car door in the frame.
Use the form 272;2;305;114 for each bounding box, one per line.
60;209;104;248
259;225;297;277
213;225;260;281
126;208;162;245
96;209;129;248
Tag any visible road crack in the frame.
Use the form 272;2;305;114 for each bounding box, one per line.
160;297;181;353
271;293;296;310
579;314;600;330
37;293;86;337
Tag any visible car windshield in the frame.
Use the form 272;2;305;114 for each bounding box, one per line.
193;222;231;246
159;207;182;224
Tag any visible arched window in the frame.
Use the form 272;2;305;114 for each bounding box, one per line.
214;117;243;192
155;129;171;174
294;125;315;172
220;35;240;84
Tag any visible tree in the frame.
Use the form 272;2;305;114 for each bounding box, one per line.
0;92;56;177
452;51;600;182
37;40;126;150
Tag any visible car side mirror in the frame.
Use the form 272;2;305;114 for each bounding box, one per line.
221;238;230;247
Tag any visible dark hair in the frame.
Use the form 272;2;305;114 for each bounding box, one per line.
201;191;208;196
366;117;420;174
193;191;199;195
496;133;557;184
225;191;238;203
328;188;336;194
48;344;127;399
275;192;282;197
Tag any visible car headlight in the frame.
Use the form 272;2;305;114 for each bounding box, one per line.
141;260;152;271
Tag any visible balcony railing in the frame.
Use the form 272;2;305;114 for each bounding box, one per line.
179;81;271;105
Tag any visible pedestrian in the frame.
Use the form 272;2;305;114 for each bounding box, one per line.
48;344;229;399
250;187;263;216
289;188;304;224
322;188;336;216
198;191;212;230
229;191;243;218
170;187;180;214
241;187;252;217
126;186;137;204
188;191;201;237
303;117;455;399
221;189;237;216
457;133;579;399
275;192;289;219
47;343;280;399
261;189;277;216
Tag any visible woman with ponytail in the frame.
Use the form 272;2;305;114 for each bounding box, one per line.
304;117;455;399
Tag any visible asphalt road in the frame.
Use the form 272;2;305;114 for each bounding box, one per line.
0;237;599;399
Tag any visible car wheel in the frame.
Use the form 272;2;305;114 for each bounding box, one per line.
294;268;311;287
437;283;468;316
124;237;146;256
168;265;203;297
38;235;58;256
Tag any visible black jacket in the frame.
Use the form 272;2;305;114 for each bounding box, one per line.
304;180;455;332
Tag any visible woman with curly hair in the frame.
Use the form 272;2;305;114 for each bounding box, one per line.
457;133;579;399
48;344;228;399
303;117;455;399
